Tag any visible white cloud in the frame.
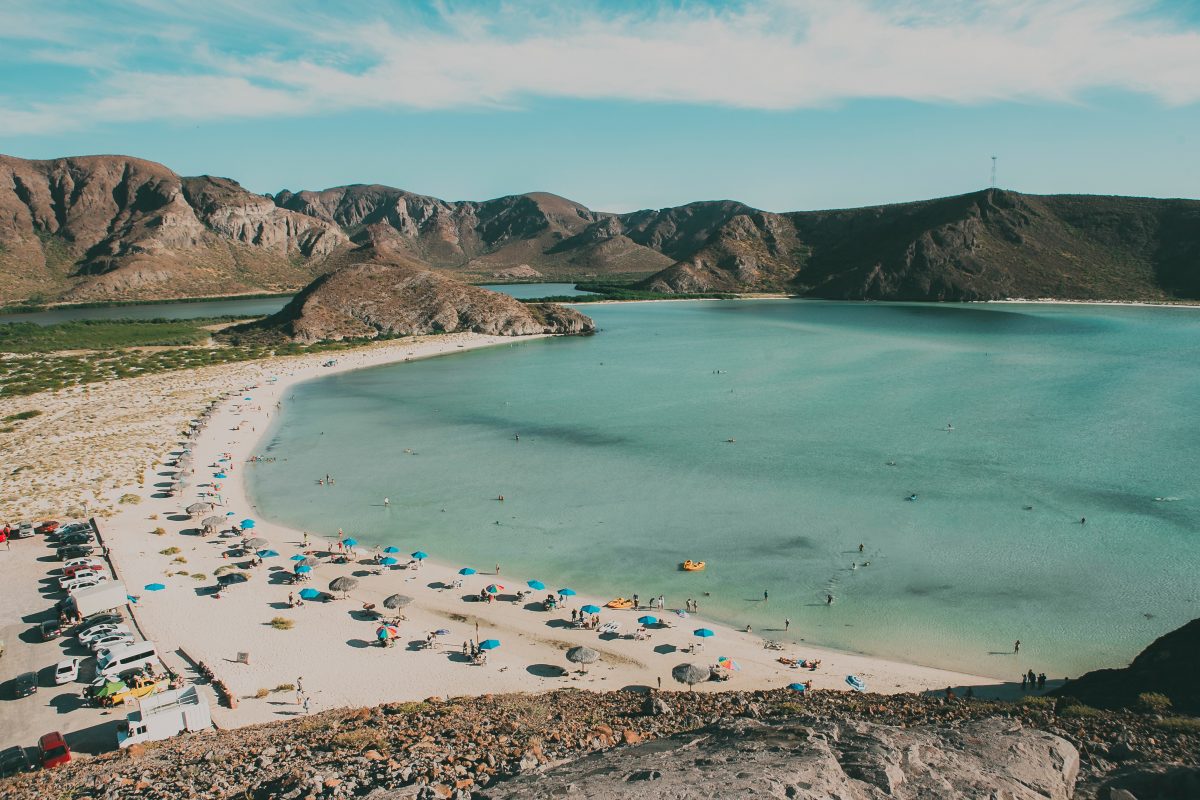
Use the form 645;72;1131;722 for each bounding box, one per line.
1;0;1198;135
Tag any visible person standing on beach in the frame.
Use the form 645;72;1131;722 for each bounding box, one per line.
303;696;311;714
826;594;834;605
633;593;639;609
685;598;693;613
785;618;791;631
763;590;769;603
1014;640;1021;654
296;677;303;704
858;543;864;553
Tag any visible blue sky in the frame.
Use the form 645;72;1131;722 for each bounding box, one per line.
1;0;1198;212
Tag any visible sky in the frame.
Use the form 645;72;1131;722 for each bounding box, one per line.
1;0;1198;212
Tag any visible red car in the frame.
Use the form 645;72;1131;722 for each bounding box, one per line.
38;732;70;769
37;521;60;535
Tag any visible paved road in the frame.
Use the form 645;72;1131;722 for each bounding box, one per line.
0;529;123;760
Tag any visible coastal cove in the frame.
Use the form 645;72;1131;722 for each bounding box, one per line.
247;299;1200;679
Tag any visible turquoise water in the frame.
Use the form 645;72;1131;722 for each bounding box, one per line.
247;300;1200;678
478;283;595;298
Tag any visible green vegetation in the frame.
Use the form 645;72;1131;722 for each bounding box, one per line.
3;410;42;422
1016;695;1056;710
159;547;181;556
1137;692;1173;713
519;282;736;304
0;292;293;316
1059;700;1105;719
1158;716;1200;733
0;318;232;352
119;493;142;505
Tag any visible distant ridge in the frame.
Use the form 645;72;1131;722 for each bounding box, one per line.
1;152;1197;304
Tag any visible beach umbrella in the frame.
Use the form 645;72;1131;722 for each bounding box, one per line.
672;662;709;688
329;576;358;597
637;615;659;626
144;583;166;592
245;537;268;549
185;503;210;515
299;588;321;600
290;554;307;561
411;551;428;561
298;556;319;568
716;656;740;671
295;565;312;574
376;625;399;640
459;567;476;576
565;645;599;673
379;557;399;566
580;604;601;615
342;537;358;547
257;549;279;558
485;583;504;594
383;546;400;554
214;472;227;479
845;675;867;692
225;511;235;516
383;594;413;610
788;682;807;692
201;516;223;529
478;639;501;651
241;519;256;529
694;628;715;639
558;588;576;597
526;579;545;591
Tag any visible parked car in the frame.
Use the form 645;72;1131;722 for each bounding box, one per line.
88;632;135;652
13;671;38;698
61;559;104;579
54;657;82;685
38;620;63;641
57;531;96;547
75;612;123;634
11;522;35;539
38;732;71;769
78;624;127;647
36;520;60;535
0;746;35;777
59;573;108;593
47;522;89;542
58;545;95;561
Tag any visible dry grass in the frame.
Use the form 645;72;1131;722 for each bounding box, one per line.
159;546;181;556
269;617;295;631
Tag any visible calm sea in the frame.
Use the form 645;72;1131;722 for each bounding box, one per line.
246;300;1200;677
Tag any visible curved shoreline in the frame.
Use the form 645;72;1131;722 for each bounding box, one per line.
103;331;1022;731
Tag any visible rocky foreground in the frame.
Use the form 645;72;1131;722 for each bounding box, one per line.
2;689;1196;800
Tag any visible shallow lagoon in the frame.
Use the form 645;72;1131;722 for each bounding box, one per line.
248;300;1200;677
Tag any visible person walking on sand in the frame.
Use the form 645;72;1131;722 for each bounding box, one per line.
1014;639;1021;654
295;677;304;705
785;618;791;631
763;590;769;603
303;696;311;715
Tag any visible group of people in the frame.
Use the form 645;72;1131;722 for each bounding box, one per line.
1021;669;1048;691
461;640;489;664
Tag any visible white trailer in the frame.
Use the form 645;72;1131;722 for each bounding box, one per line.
70;580;128;618
117;685;212;748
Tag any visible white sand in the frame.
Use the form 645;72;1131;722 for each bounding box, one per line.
62;330;1022;730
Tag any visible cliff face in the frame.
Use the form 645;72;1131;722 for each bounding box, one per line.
0;155;346;302
242;258;595;342
2;152;1199;304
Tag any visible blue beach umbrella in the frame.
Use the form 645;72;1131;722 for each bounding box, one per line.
380;557;399;566
411;551;428;560
257;549;278;558
478;639;501;650
788;682;807;692
240;519;256;529
144;583;165;592
637;615;658;625
693;628;715;639
290;554;307;561
383;546;400;553
295;565;312;574
226;511;235;516
558;588;576;597
526;579;545;590
580;604;601;614
299;588;321;600
214;472;227;479
459;567;476;576
342;537;358;547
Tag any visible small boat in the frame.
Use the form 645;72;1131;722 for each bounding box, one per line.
682;560;706;571
605;598;635;609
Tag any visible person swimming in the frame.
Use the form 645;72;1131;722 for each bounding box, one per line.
906;493;918;501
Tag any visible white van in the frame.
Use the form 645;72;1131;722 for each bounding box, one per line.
96;641;158;678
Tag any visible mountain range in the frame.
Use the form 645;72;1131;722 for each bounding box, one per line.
2;153;1198;304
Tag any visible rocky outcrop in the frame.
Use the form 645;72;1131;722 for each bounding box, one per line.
1053;618;1200;715
489;265;543;280
241;259;594;342
485;718;1080;800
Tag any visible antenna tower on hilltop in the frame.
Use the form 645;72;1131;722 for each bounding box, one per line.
991;156;997;189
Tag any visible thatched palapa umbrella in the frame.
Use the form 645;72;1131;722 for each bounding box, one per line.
245;537;269;549
298;556;320;568
185;502;211;517
383;594;413;610
566;645;599;674
201;516;223;530
330;576;358;597
672;663;708;688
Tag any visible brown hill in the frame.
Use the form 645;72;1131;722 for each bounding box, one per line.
2;152;1198;304
236;256;594;342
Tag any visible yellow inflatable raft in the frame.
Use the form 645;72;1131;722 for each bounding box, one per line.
682;560;706;572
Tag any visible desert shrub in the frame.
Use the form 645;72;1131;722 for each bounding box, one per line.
191;573;207;581
254;688;269;699
1137;692;1173;713
152;527;166;536
273;683;295;692
159;546;181;555
119;493;141;504
172;555;187;564
1157;716;1200;733
1017;695;1056;710
1059;701;1104;719
331;729;384;750
269;617;295;630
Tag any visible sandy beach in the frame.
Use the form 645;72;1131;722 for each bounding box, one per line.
0;329;1021;734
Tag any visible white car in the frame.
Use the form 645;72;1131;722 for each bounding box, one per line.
59;573;109;592
54;657;83;685
78;624;127;648
88;632;135;652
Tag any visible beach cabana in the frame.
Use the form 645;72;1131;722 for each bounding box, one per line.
329;576;358;597
565;645;599;674
672;662;708;688
383;594;413;610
